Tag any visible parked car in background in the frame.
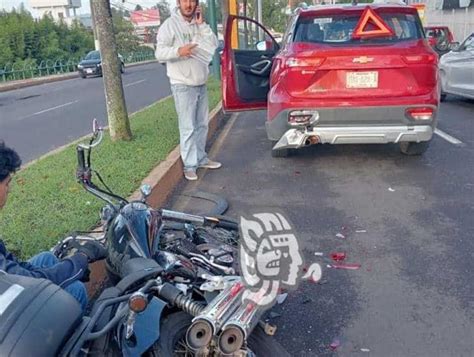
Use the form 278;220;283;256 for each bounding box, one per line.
77;50;125;78
424;26;455;56
439;32;474;100
222;4;439;157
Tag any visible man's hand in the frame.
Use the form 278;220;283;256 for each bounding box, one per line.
195;6;204;25
178;43;198;58
75;241;107;263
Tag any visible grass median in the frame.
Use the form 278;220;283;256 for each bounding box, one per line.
0;78;221;259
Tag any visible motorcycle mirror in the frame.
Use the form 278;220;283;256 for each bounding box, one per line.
92;118;101;135
140;184;152;200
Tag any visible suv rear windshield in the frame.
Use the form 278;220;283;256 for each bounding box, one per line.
294;11;423;45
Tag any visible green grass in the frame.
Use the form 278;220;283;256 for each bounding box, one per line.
0;78;221;259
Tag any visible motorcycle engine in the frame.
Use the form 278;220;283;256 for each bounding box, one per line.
160;229;236;275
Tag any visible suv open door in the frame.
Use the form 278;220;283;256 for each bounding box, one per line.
222;16;279;112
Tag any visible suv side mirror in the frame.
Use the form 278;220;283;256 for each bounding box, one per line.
449;42;461;51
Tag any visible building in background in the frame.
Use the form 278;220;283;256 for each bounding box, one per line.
130;9;160;45
30;0;82;25
408;0;473;41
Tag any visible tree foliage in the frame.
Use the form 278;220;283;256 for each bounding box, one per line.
155;0;171;22
111;8;141;54
0;8;93;69
0;7;145;69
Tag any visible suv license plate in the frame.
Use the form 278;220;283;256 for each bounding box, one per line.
86;68;93;74
346;71;378;89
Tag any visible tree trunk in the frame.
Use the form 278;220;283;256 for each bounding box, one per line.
92;0;132;141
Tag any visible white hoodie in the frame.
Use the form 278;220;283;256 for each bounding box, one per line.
155;7;218;86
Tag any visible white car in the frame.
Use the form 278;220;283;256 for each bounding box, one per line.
439;32;474;100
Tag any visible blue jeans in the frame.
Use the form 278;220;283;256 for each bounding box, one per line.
29;252;88;311
171;84;210;172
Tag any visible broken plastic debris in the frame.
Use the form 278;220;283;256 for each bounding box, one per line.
269;312;281;319
361;348;371;352
314;252;324;256
327;263;361;270
336;233;346;239
276;293;288;304
302;263;322;283
330;252;347;262
330;338;341;350
388;187;396;192
356;229;367;233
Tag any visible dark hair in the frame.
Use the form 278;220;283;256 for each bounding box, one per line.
0;142;21;182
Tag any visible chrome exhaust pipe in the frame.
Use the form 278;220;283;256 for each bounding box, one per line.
305;135;320;146
218;300;268;354
186;281;245;351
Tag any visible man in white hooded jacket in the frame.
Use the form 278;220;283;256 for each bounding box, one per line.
155;0;220;181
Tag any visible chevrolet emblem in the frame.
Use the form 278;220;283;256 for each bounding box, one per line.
353;56;374;64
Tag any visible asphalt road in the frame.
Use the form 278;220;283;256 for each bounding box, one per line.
0;62;171;163
169;95;474;356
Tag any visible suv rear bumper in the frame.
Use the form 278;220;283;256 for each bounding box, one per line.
271;125;433;150
266;104;437;150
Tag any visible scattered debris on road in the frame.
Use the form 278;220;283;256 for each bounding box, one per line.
327;263;361;270
330;252;347;262
330;338;341;350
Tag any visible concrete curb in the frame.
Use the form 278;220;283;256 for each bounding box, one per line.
0;60;158;93
86;101;225;295
128;101;224;208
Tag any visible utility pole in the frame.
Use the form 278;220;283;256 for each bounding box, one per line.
256;0;263;40
91;0;132;141
90;0;100;50
207;0;220;79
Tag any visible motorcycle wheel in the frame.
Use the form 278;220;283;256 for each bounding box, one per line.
147;312;289;356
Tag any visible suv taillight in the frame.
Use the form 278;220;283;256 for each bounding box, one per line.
402;54;437;65
288;110;320;126
286;57;326;68
406;107;435;121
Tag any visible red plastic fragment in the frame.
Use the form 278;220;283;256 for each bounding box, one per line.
330;338;341;350
329;263;361;270
330;252;347;262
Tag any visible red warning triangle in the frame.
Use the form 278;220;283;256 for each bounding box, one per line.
352;7;395;39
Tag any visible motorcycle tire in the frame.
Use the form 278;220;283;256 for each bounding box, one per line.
146;311;289;356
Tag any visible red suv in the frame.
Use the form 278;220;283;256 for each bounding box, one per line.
222;4;439;157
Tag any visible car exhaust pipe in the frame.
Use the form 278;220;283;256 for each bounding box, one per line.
218;300;268;354
305;135;319;146
186;281;245;351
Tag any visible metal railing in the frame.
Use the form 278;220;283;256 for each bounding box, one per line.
0;51;155;83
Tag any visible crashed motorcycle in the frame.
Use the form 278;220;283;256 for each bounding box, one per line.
0;122;287;356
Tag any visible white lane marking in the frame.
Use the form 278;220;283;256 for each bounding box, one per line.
434;128;464;146
124;79;146;88
22;100;79;119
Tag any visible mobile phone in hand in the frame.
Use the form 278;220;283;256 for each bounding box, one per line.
195;4;202;21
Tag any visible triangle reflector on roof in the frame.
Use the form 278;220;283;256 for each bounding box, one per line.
352;7;395;39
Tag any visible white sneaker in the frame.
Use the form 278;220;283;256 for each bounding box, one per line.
184;170;198;181
199;160;222;169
